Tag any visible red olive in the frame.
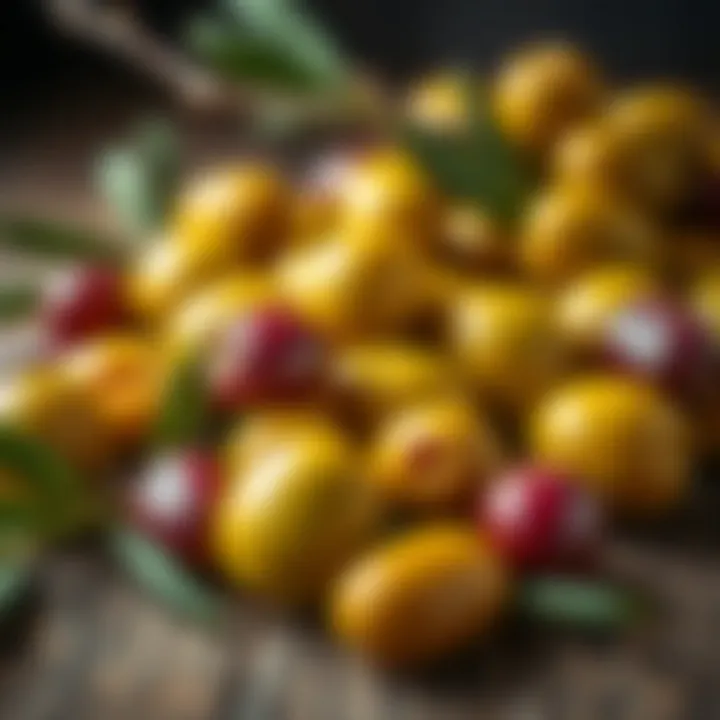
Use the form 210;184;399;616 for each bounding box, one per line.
482;465;603;572
128;449;221;565
43;266;125;348
208;304;328;411
602;297;716;400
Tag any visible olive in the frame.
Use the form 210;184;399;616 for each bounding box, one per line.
43;266;125;348
482;465;603;572
60;334;163;446
601;297;716;401
212;421;380;604
520;186;659;286
128;449;221;565
330;524;509;668
172;162;291;264
555;266;661;356
531;376;691;516
449;286;568;412
367;398;503;512
494;43;603;156
208;303;328;411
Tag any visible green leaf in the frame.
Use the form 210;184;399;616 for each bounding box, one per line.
154;354;209;449
401;83;532;223
0;426;86;540
517;577;645;631
0;562;33;617
402;126;484;200
96;119;182;236
222;0;349;91
0;215;126;263
0;286;40;324
111;529;223;625
466;92;533;223
187;17;329;92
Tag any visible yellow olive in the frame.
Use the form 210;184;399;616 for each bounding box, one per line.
290;195;339;248
553;122;642;200
555;266;661;354
449;286;568;411
223;409;343;478
493;43;603;156
405;71;478;133
330;524;509;668
440;204;513;273
338;149;442;246
276;227;432;341
164;271;276;360
520;186;659;285
125;239;231;323
328;343;460;429
172;163;291;263
212;422;380;604
604;86;712;207
531;375;691;515
60;334;163;446
0;368;112;472
368;398;503;511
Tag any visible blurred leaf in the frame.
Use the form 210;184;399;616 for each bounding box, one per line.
401;82;532;223
0;286;40;324
222;0;349;91
518;577;645;631
0;562;33;618
0;426;85;541
111;529;223;625
0;504;43;558
0;215;126;263
96;119;182;236
187;17;329;92
402;126;484;199
154;354;209;449
465;86;533;222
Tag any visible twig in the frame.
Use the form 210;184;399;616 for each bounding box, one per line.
45;0;248;115
43;1;398;133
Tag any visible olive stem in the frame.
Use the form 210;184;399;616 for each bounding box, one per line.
47;0;250;115
45;0;401;148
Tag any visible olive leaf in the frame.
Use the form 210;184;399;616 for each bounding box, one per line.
401;126;484;200
517;576;647;631
0;561;34;619
153;354;209;449
0;215;126;264
0;286;40;324
401;76;532;223
187;16;332;93
110;529;224;625
222;0;349;91
95;119;182;237
0;426;86;541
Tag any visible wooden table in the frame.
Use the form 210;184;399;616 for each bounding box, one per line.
1;87;720;720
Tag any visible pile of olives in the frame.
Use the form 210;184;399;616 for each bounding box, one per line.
2;43;718;669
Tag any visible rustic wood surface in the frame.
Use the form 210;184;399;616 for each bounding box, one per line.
1;87;720;720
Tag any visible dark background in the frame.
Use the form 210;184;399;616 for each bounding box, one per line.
2;0;719;113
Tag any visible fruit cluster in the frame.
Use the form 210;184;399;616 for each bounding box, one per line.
1;43;718;670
